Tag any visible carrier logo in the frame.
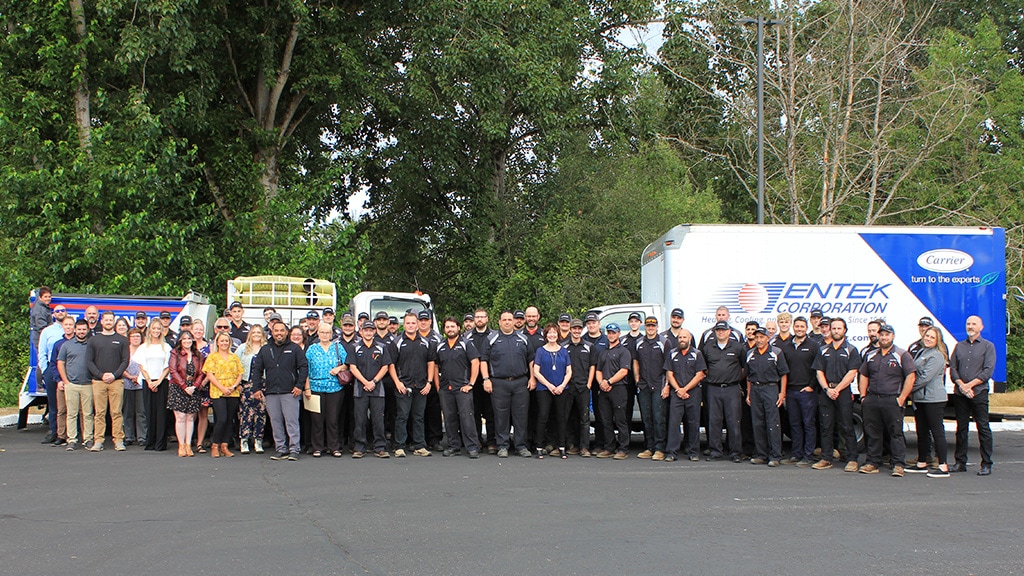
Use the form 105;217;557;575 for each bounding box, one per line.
917;249;973;273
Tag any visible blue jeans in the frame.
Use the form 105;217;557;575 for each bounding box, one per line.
786;387;817;460
636;385;667;452
395;386;428;449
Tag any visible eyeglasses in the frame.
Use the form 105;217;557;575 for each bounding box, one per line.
215;325;230;330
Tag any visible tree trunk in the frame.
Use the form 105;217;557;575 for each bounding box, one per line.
68;0;91;156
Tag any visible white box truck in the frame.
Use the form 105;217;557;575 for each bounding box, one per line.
640;224;1007;391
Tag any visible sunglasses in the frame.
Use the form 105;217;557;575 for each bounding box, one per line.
215;325;230;330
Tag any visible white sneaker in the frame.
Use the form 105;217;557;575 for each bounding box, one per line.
240;439;250;454
254;439;265;454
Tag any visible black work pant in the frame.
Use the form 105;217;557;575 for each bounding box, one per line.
913;401;947;465
534;390;568;449
211;396;240;444
591;387;605;449
740;393;755;456
310;390;341;453
566;386;591;450
707;384;742;458
952;390;993;467
863;394;906;468
749;385;782;461
439;386;479;452
666;390;701;457
818;387;857;463
473;377;496;447
143;383;169;451
598;384;629;452
491;377;529;451
353;395;386;453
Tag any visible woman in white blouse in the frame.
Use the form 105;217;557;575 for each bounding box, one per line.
135;322;172;451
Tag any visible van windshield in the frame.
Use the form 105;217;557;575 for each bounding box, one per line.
371;298;430;320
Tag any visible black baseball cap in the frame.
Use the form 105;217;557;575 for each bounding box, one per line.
879;323;895;334
357;312;370;321
374;311;389;320
513;310;525;319
159;310;172;319
135;311;147;319
585;312;599;322
306;311;320;319
389;316;398;324
464;313;474;321
671;308;685;318
645;317;658;325
322;307;335;316
361;321;375;330
628;312;643;321
819;317;831;326
809;309;823;318
178;315;192;325
918;316;934;327
558;313;572;323
713;321;730;331
229;301;243;310
417;310;431;320
754;327;768;336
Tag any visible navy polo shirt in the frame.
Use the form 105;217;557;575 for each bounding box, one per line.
745;345;789;384
597;343;632;383
563;339;597;391
391;333;436;388
634;335;668;389
483;330;531;379
664;347;707;389
702;339;747;384
351;339;393;398
812;340;862;385
859;346;916;396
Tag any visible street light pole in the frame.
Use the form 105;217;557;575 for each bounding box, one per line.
737;16;783;225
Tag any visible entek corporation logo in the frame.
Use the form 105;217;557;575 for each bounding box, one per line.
703;283;786;314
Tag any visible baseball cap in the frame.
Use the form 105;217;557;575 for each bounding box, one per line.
357;312;370;321
558;313;572;323
134;311;146;319
819;317;831;326
878;323;895;334
464;313;474;321
361;321;375;330
918;316;934;327
341;315;356;326
322;307;335;316
628;312;643;322
645;317;658;325
389;316;399;324
178;315;192;325
306;311;320;319
268;313;283;323
374;311;389;320
417;310;431;320
159;310;172;319
570;319;584;329
713;321;730;331
671;308;685;318
754;327;768;336
513;310;525;319
585;312;599;323
809;309;823;318
229;301;243;310
605;323;621;333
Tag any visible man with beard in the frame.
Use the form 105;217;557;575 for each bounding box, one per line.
663;329;706;462
435;317;481;458
812;317;862;472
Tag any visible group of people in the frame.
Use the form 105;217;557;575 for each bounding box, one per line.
31;286;998;477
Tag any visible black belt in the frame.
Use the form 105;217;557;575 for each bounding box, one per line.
869;392;898;398
492;375;527;381
750;381;779;386
707;382;738;388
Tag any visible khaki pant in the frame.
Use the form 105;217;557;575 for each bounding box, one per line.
65;382;94;444
92;379;125;443
56;386;68;439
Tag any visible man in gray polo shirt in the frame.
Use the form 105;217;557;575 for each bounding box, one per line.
57;319;94;451
949;315;997;476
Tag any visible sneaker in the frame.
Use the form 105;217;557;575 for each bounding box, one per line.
796;459;813;468
254;439;265;454
497;448;509;458
579;448;592;458
783;456;801;465
595;450;613;459
906;464;930;474
65;441;78;451
442;448;458;457
768;460;780;467
518;448;532;458
637;449;653;459
859;463;880;474
89;442;104;452
270;452;289;460
240;439;250;454
689;455;700;462
926;468;950;478
53;438;68;446
374;451;390;458
750;458;767;465
467;451;479;459
352;451;364;459
413;448;431;457
892;465;905;477
84;440;94;450
114;442;126;451
124;439;134;446
811;460;833;470
652;451;666;461
664;454;677;462
287;452;299;461
844;461;860;473
394;448;407;458
42;432;56;444
613;451;628;460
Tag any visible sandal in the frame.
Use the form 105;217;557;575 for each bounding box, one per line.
197;445;207;454
560;449;567;459
312;450;322;458
332;451;343;458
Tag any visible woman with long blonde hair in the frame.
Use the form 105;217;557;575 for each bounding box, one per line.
236;325;268;454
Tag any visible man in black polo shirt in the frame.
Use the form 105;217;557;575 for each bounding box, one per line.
634;316;668;460
481;311;533;458
699;306;744;350
389;312;436;457
906;316;933;357
583;312;609;451
812;317;862;471
808;309;824;344
349;321;393;458
745;327;789;467
861;319;881;356
416;310;444;452
595;323;632;460
781;316;819;466
662;308;686;350
663;329;706;462
304;310;320;345
435;317;481;458
949;315;997;475
228;301;251;344
462;313;475;335
858;324;916;476
563;318;596;457
703;321;747;463
557;313;572;341
468;308;497;453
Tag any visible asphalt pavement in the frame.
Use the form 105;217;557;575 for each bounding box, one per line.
1;424;1022;576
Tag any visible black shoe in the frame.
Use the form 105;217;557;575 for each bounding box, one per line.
270;452;289;460
706;454;723;461
731;455;743;463
467;451;480;459
42;432;56;444
443;448;458;457
906;464;930;474
664;454;677;462
977;466;991;476
124;439;134;446
950;463;968;473
52;438;67;446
